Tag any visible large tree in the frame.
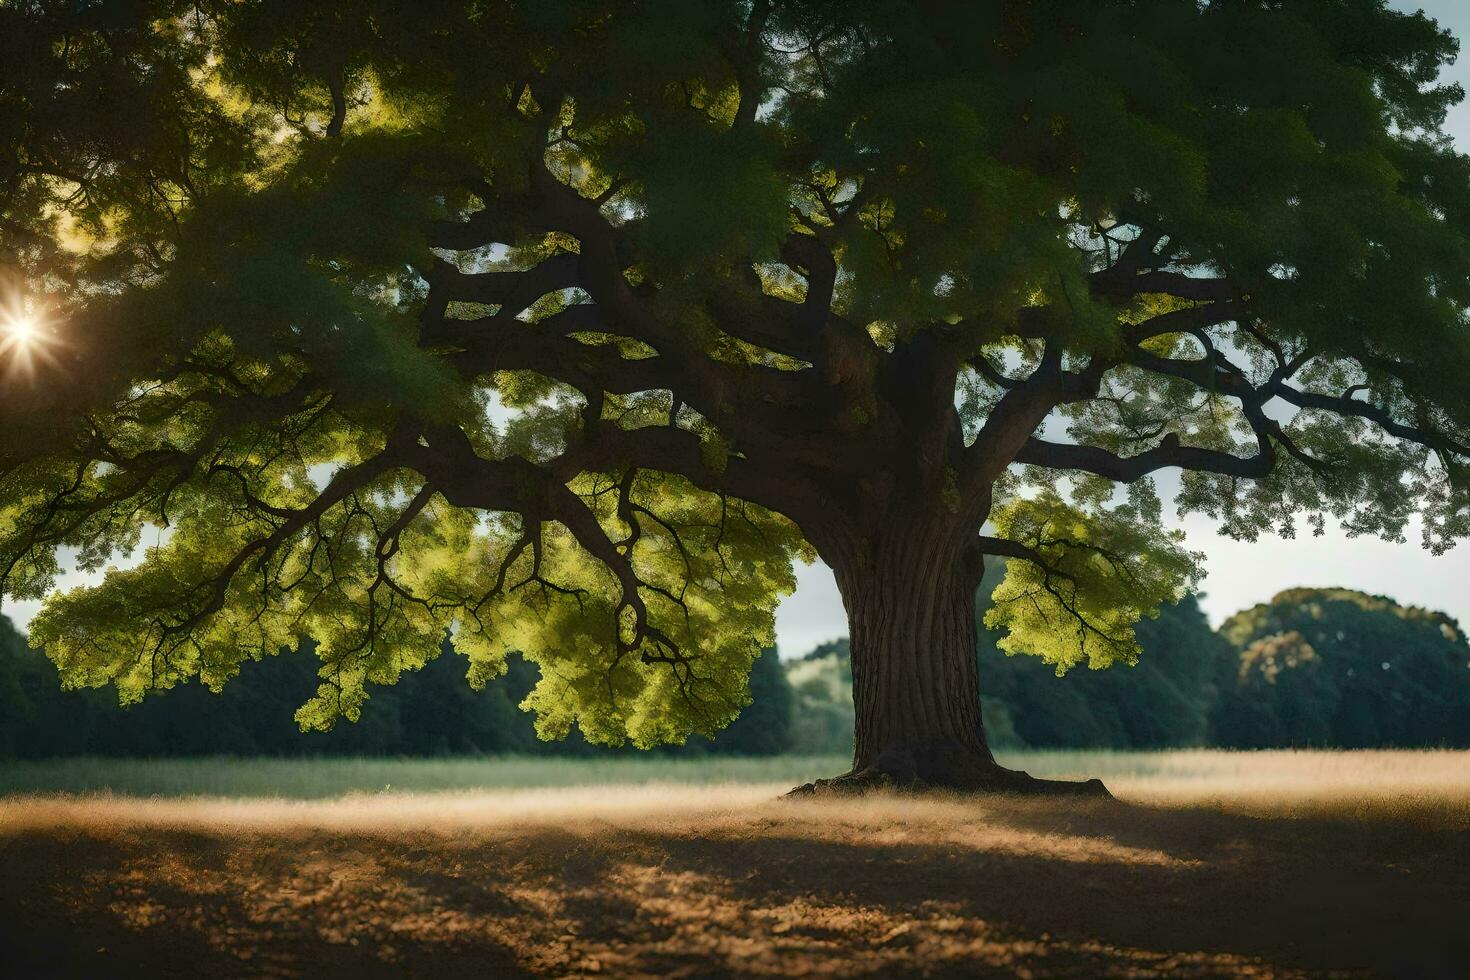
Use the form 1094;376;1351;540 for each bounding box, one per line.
4;0;1470;792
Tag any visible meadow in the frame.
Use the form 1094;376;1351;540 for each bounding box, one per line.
3;750;1468;978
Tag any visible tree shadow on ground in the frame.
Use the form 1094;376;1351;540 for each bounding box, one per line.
0;829;532;979
1;797;1466;978
619;798;1469;978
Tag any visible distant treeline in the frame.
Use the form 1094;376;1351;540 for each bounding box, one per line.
3;574;1469;757
792;573;1470;753
0;620;792;759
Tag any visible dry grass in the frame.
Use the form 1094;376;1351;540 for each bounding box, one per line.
2;751;1468;978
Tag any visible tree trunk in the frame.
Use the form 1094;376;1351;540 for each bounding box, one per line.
791;512;1109;797
844;522;994;784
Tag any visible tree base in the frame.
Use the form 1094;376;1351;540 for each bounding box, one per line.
785;763;1111;800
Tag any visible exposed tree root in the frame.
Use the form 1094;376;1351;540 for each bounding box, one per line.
785;764;1112;800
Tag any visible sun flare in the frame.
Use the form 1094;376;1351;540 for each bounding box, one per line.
0;308;62;377
2;315;39;350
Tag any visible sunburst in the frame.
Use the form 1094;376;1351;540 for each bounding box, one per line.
1;314;40;351
1;307;62;379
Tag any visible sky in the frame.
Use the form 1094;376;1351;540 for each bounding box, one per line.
7;2;1470;659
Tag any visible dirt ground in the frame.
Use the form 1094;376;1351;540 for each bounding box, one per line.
2;782;1468;979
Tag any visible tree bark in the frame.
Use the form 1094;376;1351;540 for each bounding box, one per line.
790;511;1110;797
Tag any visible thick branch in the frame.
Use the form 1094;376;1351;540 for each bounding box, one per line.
425;252;582;316
963;345;1107;489
1014;433;1275;482
1092;269;1235;303
1273;386;1470;459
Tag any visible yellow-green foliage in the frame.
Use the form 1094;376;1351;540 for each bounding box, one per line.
27;458;800;747
985;490;1202;672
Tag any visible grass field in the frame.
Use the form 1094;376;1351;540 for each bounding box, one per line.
3;750;1468;978
0;753;854;798
6;747;1465;801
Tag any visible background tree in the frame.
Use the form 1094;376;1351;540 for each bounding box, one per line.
5;1;1470;791
1213;588;1470;748
711;648;796;755
786;639;859;756
978;570;1226;750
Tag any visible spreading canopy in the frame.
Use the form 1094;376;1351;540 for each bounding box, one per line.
4;0;1470;744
